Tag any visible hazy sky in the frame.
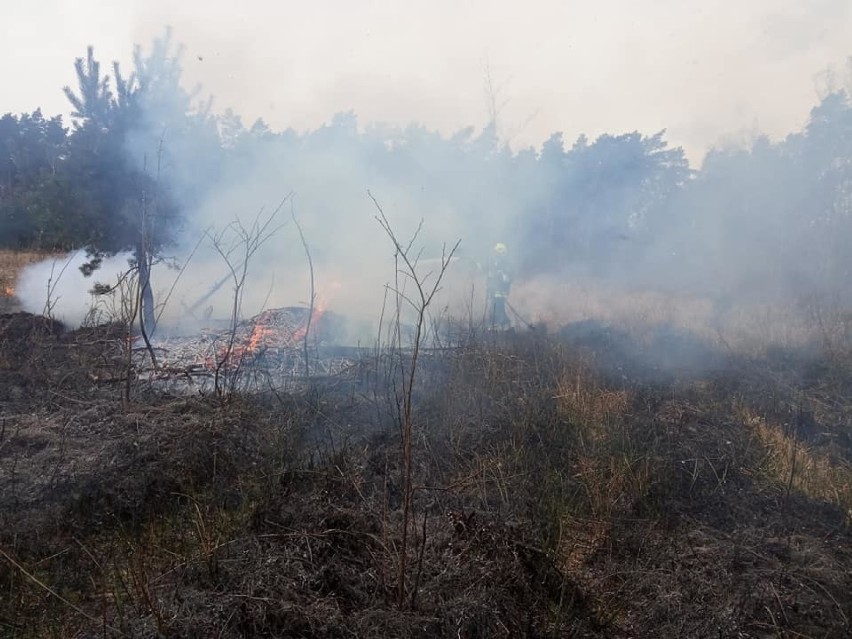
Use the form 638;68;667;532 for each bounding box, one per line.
3;0;852;162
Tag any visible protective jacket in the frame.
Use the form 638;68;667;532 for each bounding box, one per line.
487;255;512;299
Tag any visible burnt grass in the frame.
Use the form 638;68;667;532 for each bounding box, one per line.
1;312;851;638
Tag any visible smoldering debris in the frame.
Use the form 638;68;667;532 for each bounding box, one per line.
134;306;360;392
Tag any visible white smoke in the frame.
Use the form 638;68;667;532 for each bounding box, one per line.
17;252;139;327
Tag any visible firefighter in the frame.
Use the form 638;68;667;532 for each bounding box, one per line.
487;242;512;329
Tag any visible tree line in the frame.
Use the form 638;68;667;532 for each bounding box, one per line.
2;32;852;305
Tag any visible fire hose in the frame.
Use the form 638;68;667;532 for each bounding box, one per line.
505;300;533;329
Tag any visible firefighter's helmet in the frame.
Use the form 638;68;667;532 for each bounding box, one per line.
493;242;508;256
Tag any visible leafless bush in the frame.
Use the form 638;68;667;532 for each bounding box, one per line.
207;200;287;400
371;190;459;608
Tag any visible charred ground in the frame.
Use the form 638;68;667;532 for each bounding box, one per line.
0;309;851;638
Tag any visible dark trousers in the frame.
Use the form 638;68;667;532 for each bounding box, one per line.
490;296;510;329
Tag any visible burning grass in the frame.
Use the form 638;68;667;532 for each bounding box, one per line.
1;312;851;637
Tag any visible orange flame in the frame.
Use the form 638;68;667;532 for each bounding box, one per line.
292;301;326;343
3;286;13;297
207;283;341;370
225;310;276;365
247;323;274;351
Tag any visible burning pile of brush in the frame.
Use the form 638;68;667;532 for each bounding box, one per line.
218;305;327;365
137;305;355;386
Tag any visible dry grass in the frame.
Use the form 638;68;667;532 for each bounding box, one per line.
743;407;852;522
513;273;819;354
1;307;851;636
0;249;57;314
0;249;53;293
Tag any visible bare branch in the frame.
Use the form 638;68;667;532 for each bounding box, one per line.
291;200;316;376
368;189;459;609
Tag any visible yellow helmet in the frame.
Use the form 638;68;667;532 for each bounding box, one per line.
493;242;508;256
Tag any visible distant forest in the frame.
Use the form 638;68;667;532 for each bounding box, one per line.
3;31;852;303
